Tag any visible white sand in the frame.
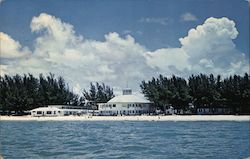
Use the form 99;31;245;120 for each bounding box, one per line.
0;115;249;121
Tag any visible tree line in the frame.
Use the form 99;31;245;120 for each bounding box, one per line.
0;73;115;114
0;73;78;114
1;72;249;115
140;73;250;114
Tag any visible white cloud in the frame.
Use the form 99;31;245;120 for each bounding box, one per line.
0;32;31;59
123;30;132;34
179;17;238;63
2;13;152;93
147;17;248;76
1;14;248;94
145;48;190;74
122;30;143;36
0;65;7;76
139;17;169;25
181;12;198;22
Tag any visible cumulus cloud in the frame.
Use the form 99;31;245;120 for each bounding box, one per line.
179;17;245;74
0;32;31;59
181;12;198;22
1;13;152;93
1;14;248;94
147;17;248;76
145;48;190;74
139;17;169;25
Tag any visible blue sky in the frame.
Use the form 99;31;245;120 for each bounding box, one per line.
1;0;249;52
0;0;249;94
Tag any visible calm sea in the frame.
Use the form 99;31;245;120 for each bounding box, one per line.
0;121;249;159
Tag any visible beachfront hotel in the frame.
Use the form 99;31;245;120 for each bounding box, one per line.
98;88;153;116
30;89;153;117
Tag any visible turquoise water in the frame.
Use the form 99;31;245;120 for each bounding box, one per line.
0;121;250;159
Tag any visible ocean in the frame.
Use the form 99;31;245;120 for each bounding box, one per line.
0;121;249;159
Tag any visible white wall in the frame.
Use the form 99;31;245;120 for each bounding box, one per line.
98;103;150;115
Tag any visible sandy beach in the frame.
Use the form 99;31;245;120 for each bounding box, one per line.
1;115;249;121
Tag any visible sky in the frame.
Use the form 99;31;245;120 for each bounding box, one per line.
0;0;249;95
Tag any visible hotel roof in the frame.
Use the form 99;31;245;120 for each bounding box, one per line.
107;94;151;103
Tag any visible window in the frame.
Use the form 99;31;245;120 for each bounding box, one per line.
113;104;116;107
37;111;42;114
46;111;52;114
54;111;56;114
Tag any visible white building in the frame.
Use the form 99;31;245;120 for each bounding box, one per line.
98;89;153;116
165;106;174;115
30;105;95;117
197;107;231;115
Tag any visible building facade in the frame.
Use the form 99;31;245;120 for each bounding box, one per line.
197;107;232;115
98;89;153;116
30;105;95;116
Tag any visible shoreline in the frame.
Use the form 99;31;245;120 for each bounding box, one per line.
1;115;250;121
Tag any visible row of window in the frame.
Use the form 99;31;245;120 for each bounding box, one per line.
100;104;116;108
34;111;61;115
197;108;229;112
100;103;146;109
127;104;143;107
34;110;81;115
100;110;149;114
